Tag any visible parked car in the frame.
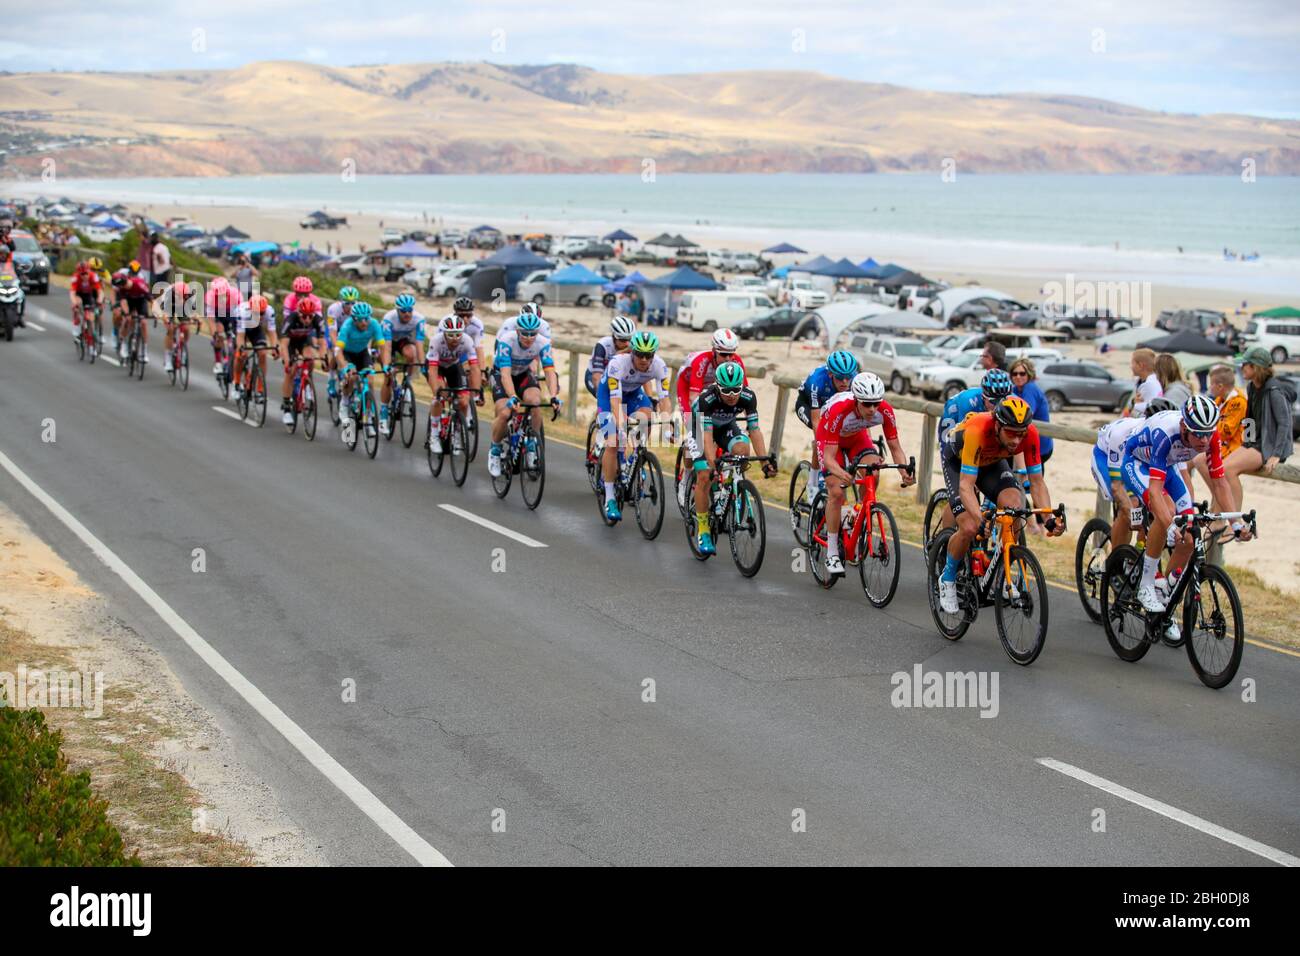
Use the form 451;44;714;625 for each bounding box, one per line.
710;250;761;273
896;285;940;312
925;287;1026;328
1276;373;1300;437
915;351;986;400
380;228;406;247
438;229;466;246
5;230;49;294
732;307;815;341
431;262;479;297
515;268;600;307
620;248;657;265
724;275;768;294
1035;360;1132;412
1156;308;1225;335
1041;306;1132;339
850;335;940;395
338;250;407;283
1243;317;1300;365
596;262;627;281
402;267;437;293
571;241;616;260
925;330;1063;362
777;279;829;310
676;291;777;332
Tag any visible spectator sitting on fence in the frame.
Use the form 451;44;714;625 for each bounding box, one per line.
1220;348;1296;535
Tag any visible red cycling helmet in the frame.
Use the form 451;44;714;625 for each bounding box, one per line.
173;281;189;298
292;276;313;294
297;297;320;315
248;295;269;314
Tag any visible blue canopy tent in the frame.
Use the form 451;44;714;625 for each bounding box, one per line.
858;257;882;277
603;229;638;242
383;239;441;258
875;263;907;280
170;225;206;238
762;242;807;254
94;215;129;230
547;263;606;285
770;264;793;279
469;225;500;234
811;258;874;280
230;240;280;256
789;254;835;274
602;270;649;294
641;266;721;323
477;244;551;297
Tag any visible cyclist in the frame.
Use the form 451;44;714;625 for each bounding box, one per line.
599;331;674;523
1089;397;1178;549
282;276;322;322
794;349;860;503
233;293;280;398
204;276;243;378
499;301;552;341
154;279;197;374
488;312;560;478
938;396;1063;613
689;361;777;555
379;293;427;437
325;286;361;401
425;315;480;454
112;269;152;362
815;372;914;576
279;296;326;426
68;257;104;342
333;301;386;423
678;328;747;434
937;369;1013;446
590;315;636;397
448;295;487;380
1119;395;1244;613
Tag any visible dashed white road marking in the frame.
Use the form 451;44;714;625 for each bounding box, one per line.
438;503;548;548
212;405;258;427
24;320;45;332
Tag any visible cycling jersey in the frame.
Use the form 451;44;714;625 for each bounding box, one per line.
234;301;275;333
937;387;987;445
204;286;243;318
698;384;759;432
603;352;668;401
494;329;554;373
1122;409;1223;483
1090;418;1145;501
71;269;101;296
943;412;1043;476
498;314;552;340
678;350;747;416
280;313;326;347
156;285;193;319
381;308;428;345
589;336;626;380
336;317;384;354
815;393;900;445
281;291;322;319
795;366;842;427
114;275;151;301
425;331;477;368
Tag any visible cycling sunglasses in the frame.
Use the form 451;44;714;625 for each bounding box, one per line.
718;386;743;396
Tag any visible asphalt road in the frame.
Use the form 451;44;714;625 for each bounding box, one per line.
2;296;1297;866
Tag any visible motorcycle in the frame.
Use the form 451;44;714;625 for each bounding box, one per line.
0;273;25;341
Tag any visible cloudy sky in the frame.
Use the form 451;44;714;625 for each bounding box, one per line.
4;0;1297;117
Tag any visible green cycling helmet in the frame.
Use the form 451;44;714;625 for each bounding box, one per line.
630;331;659;355
339;285;360;303
715;361;744;390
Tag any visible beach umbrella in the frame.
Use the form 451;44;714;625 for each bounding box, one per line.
603;229;638;242
1143;330;1233;356
762;242;807;255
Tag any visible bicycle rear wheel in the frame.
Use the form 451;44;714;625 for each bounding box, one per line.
398;381;416;447
1100;545;1150;663
179;341;190;390
217;350;230;400
250;363;267;427
788;460;813;548
674;444;692;520
1074;517;1112;625
859;502;901;608
302;380;317;440
926;528;973;641
167;346;178;386
327;372;340;425
1183;564;1244;689
237;364;252;420
586;419;604;496
634;450;665;540
88;317;100;364
449;415;469;487
520;426;545;510
463;400;480;462
427;414;446;476
728;479;766;577
74;310;85;361
994;545;1049;665
134;329;146;380
923;488;949;552
362;391;380;458
806;492;837;589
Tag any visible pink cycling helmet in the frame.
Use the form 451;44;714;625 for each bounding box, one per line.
292;276;313;294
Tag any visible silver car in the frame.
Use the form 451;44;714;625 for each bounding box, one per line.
1035;360;1132;412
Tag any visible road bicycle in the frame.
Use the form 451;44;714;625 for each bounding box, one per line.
491;401;559;510
586;416;666;540
383;360;420;448
788;459;816;548
922;487;950;552
121;310;148;381
682;453;772;578
806;451;914;608
926;502;1065;666
1099;504;1253;689
73;299;102;364
165;317;195;391
427;386;474;486
213;331;235;400
340;365;382;458
284;353;320;440
235;343;277;427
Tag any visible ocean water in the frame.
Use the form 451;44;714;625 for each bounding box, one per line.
9;173;1300;294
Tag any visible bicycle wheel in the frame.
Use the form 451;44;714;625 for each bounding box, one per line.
398;382;416;448
327;373;340;425
923;488;950;552
237;364;252;420
179;342;190;390
427;414;446;476
449;415;469;487
382;398;398;442
1183;564;1244;689
788;460;813;548
586;419;604;496
634;450;665;540
1100;545;1151;663
362;391;380;458
167;346;177;386
806;492;837;589
520;426;545;510
302;380;317;441
926;528;973;641
994;545;1049;665
74;311;85;361
859;502;901;608
88;318;100;364
463;401;480;462
250;363;267;427
728;479;766;577
1074;517;1112;625
134;330;145;380
674;444;692;520
683;471;714;561
491;439;514;499
217;352;230;400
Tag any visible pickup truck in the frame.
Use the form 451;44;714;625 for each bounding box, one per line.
300;213;348;230
339;250;409;283
777;279;829;310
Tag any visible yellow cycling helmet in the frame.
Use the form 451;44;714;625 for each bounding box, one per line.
993;395;1033;429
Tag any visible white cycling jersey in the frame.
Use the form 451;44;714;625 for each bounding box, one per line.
234;301;275;333
603;352;669;399
426;331;477;367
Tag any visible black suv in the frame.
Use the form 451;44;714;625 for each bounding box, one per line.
4;230;50;294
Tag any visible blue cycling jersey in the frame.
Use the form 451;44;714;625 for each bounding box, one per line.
336;317;384;354
937;387;986;445
798;366;840;410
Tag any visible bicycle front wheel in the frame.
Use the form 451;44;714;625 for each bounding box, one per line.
250;363;267;427
994;545;1049;665
586;419;604;496
682;471;713;561
728;479;766;577
674;444;692;520
859;502;901;608
926;528;972;641
179;342;190;391
520;426;545;510
362;391;380;458
1100;545;1150;663
806;492;837;590
634;450;665;540
398;382;416;447
237;365;252;421
449;415;470;487
1074;517;1112;624
427;414;446;476
1183;564;1244;689
302;380;317;441
923;488;949;552
74;314;85;361
788;460;813;548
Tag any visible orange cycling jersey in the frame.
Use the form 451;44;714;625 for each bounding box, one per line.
945;411;1043;476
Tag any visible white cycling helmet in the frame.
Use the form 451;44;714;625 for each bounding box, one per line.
711;328;739;353
610;316;636;340
1181;393;1220;433
851;371;885;403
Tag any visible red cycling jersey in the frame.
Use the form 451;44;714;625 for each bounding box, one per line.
115;276;151;300
71;269;102;295
678;350;748;415
813;392;899;470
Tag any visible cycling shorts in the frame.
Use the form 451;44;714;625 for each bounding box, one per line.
597;390;654;440
491;368;537;403
1121;458;1193;514
942;452;1019;517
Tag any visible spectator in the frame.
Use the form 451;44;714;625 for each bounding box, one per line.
1155;352;1192;408
151;233;173;287
1190;364;1248;503
625;286;644;326
136;221;154;284
980;340;1006;371
1009;357;1053;466
1222;347;1296;516
1129;347;1162;415
233;254;259;299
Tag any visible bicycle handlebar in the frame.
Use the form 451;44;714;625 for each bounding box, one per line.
854;456;916;476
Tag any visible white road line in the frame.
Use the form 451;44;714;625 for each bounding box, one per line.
0;448;452;868
100;354;121;367
24;320;45;332
438;503;548;548
212;405;259;427
1037;757;1299;867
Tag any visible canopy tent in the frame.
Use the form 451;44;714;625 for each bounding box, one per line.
230;240;280;256
875;263;907;280
383;239;441;258
477;244;552;297
218;225;250;240
858;257;882;277
602;270;649;294
879;269;932;292
603;229;638;242
1097;326;1164;351
1143;330;1233;356
546;263;605;285
1254;306;1300;318
644;232;676;246
641;265;721;322
467;265;506;303
468;224;501;235
848;310;945;335
94;215;129;230
762;242;807;255
811;258;874;280
789;254;835;275
1172;352;1231;376
170;225;206;238
799;302;892;349
646;233;698;250
302;210;330;221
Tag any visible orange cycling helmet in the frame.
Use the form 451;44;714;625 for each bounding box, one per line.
248;295;269;313
296;297;320;315
993;395;1033;429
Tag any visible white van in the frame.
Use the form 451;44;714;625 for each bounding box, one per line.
677;291;777;332
1244;317;1300;364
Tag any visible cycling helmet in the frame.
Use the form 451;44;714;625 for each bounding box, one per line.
173;281;190;298
630;331;659;355
1144;397;1177;417
610;316;636;340
981;368;1013;400
351;302;373;321
110;273;127;288
338;285;360;302
292;276;313;294
86;256;104;271
439;315;466;335
715;361;745;390
851;371;886;403
210;276;229;293
452;295;474;313
516;312;542;334
128;259;141;274
297;297;320;315
1181;393;1220;433
994;395;1033;429
521;302;543;318
711;328;739;353
248;295;269;314
394;293;416;311
826;350;859;378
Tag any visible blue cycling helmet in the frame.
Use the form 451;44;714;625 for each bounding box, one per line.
981;368;1012;400
826;350;859;378
394;293;416;312
516;312;541;333
351;302;373;321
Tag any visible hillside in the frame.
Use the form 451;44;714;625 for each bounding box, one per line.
2;61;1297;176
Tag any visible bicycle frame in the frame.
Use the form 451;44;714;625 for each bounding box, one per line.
816;456;915;564
974;505;1065;600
